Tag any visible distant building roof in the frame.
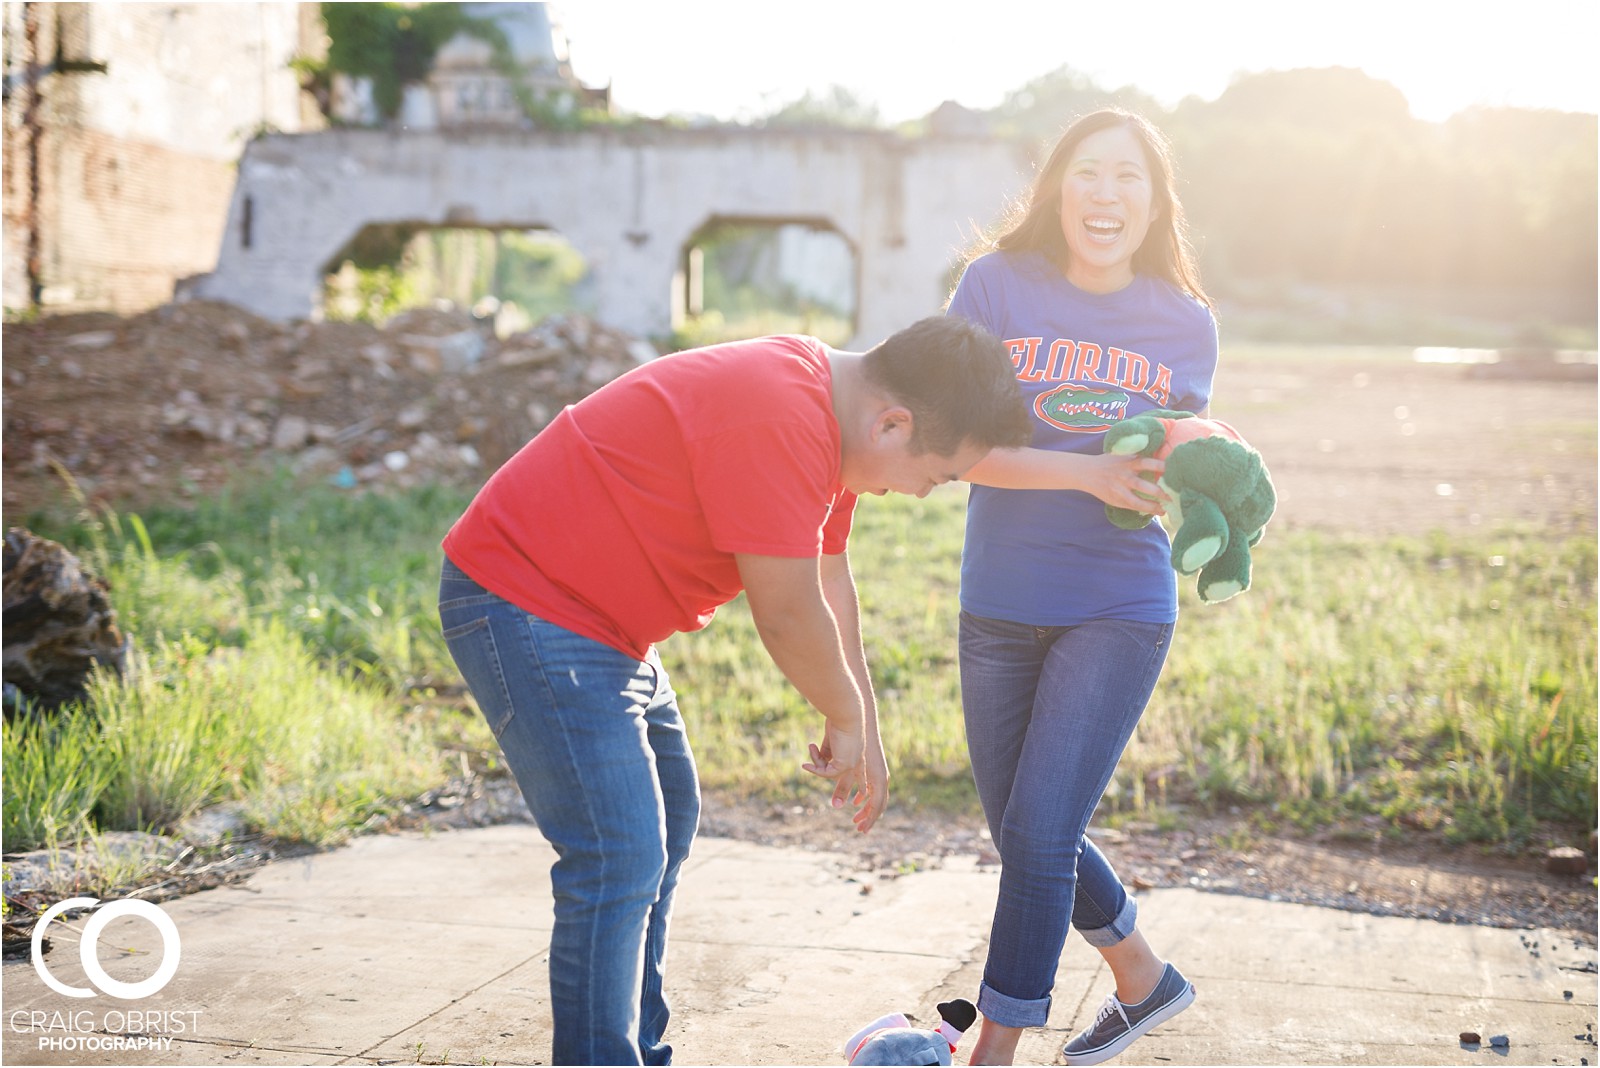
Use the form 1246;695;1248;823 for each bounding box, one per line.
455;2;565;71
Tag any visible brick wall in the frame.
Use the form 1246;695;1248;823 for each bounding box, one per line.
39;126;239;310
2;2;322;315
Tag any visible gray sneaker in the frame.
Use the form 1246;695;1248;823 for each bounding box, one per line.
1062;962;1195;1065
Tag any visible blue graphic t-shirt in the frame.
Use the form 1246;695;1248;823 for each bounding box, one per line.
947;250;1219;625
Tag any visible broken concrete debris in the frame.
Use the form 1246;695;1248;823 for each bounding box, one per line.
2;528;129;712
3;301;660;511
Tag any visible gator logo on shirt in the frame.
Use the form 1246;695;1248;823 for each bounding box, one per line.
1035;384;1130;432
1005;337;1176;409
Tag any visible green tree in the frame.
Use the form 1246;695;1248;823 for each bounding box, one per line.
315;2;515;121
1440;108;1598;302
990;64;1164;146
760;85;883;129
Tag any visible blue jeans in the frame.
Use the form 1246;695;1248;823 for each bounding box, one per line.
959;611;1172;1028
438;559;700;1066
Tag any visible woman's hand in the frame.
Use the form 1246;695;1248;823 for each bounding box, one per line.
1082;452;1169;513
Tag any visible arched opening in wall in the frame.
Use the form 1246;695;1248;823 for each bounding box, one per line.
321;223;592;337
675;218;857;348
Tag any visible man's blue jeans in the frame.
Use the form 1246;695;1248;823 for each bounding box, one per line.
439;558;700;1066
959;611;1173;1028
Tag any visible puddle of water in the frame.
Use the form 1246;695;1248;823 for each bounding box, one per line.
1414;347;1599;366
1554;350;1600;366
1413;347;1499;364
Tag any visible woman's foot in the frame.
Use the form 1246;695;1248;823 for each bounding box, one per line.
1061;962;1195;1065
966;1016;1023;1065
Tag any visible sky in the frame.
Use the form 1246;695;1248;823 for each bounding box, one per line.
554;1;1600;125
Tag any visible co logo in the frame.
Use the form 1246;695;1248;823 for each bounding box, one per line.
32;898;182;1000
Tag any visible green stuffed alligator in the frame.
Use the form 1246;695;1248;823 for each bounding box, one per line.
1103;409;1276;603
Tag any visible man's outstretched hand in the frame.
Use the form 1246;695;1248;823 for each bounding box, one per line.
802;723;886;832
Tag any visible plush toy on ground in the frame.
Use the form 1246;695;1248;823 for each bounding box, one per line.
842;998;978;1065
1103;409;1276;604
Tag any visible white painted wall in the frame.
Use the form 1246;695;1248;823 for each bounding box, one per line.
195;125;1032;347
61;2;308;158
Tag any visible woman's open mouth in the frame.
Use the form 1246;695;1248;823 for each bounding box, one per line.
1084;216;1124;244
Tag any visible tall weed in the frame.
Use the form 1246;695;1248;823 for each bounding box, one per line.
7;481;469;851
2;710;113;851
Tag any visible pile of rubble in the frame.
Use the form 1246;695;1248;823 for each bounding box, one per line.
2;527;128;712
1;300;659;514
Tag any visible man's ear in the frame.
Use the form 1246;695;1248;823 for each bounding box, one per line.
872;406;914;444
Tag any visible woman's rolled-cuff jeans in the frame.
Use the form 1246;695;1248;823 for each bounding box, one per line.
959;611;1172;1029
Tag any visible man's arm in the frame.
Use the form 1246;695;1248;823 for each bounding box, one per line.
818;549;887;831
735;553;870;818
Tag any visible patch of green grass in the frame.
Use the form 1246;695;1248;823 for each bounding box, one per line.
5;477;1592;857
88;623;441;845
670;307;854;352
3;708;114;850
4;619;455;853
31;472;471;690
4;479;481;853
667;491;1596;849
660;490;974;803
1102;529;1597;848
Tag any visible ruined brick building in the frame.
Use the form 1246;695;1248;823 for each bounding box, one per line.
2;2;322;314
4;3;1015;345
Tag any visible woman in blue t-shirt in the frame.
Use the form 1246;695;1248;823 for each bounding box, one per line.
947;109;1217;1066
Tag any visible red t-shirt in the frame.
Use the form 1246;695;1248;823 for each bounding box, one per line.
442;334;857;658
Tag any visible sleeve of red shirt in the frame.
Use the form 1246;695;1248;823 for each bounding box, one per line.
821;489;856;555
688;419;848;559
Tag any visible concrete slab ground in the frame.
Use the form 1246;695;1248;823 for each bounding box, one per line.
3;824;1594;1066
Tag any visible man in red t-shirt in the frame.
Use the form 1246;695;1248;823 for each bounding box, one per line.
437;315;1030;1065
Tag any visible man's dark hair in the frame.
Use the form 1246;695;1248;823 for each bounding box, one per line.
861;316;1033;455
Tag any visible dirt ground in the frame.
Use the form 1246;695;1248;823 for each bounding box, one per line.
1213;345;1597;539
2;304;1596;935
